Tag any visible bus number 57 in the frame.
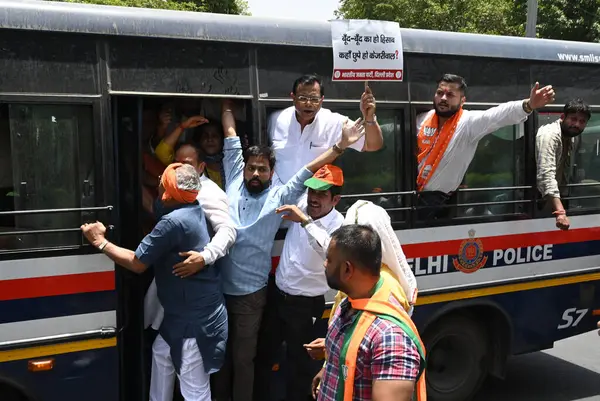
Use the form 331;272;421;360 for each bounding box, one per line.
557;308;589;330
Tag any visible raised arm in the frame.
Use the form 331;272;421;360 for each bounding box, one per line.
278;117;366;205
197;179;237;264
468;82;555;142
155;115;209;165
360;83;383;152
221;100;244;189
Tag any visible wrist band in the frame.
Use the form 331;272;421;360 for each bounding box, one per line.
553;210;566;216
98;239;109;251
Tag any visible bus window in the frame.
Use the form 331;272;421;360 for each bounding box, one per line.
564;113;600;210
459;122;527;217
265;106;404;221
332;108;404;220
0;103;95;251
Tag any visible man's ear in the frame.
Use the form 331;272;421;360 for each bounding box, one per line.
331;194;342;207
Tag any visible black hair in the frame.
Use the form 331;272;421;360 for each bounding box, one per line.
292;74;324;96
174;142;202;160
329;185;342;198
564;99;591;120
243;145;276;170
330;224;382;276
438;74;467;94
193;121;224;140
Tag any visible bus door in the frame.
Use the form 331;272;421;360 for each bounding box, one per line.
0;100;118;401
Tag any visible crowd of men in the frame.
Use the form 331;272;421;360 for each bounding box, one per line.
81;72;590;401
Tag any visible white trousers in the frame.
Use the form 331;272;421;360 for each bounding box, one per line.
150;334;211;401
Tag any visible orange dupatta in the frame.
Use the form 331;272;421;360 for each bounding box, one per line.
337;277;427;401
416;108;463;191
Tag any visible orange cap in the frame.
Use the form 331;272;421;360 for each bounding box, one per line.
304;164;344;190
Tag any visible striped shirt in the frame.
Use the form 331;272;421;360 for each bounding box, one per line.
416;101;530;193
220;136;312;296
318;296;420;401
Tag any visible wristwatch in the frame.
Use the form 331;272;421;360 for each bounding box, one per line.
301;217;314;228
332;143;345;154
522;100;533;114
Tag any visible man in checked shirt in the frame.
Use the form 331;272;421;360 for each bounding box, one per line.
312;225;423;401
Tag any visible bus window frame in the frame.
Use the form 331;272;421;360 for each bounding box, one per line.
533;106;600;218
261;99;411;232
408;102;535;229
0;95;111;260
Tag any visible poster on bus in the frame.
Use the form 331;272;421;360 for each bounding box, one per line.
330;19;404;82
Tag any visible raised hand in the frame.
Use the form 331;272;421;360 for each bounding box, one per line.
276;204;309;223
338;117;365;149
529;82;555;109
360;84;376;118
181;115;209;129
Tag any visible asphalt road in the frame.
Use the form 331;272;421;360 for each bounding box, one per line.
474;330;600;401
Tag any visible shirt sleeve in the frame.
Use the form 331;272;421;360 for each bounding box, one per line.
134;218;178;267
154;140;175;166
370;323;421;382
465;100;530;143
305;222;331;259
536;127;561;198
196;178;237;265
223;136;244;192
277;167;313;206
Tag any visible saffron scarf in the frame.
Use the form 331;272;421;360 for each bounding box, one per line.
335;277;427;401
416;108;463;191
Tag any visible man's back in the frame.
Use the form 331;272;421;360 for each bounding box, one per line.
151;204;221;316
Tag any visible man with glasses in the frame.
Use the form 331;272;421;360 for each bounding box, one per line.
268;74;384;186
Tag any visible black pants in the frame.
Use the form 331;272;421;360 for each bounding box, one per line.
417;191;457;220
254;276;325;401
212;286;268;401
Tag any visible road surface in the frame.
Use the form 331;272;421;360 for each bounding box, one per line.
474;330;600;401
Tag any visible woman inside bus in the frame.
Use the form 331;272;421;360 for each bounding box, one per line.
192;122;226;190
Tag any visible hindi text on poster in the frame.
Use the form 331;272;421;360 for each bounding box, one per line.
330;20;403;82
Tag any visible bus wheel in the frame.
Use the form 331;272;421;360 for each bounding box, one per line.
423;315;489;401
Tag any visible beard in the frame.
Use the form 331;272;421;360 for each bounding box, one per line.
561;123;583;138
244;177;269;194
326;265;345;292
434;101;460;118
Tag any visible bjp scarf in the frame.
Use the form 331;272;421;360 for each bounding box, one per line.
416;108;463;191
337;276;427;401
161;163;199;204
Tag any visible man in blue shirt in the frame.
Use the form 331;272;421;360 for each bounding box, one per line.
81;163;227;401
209;100;365;401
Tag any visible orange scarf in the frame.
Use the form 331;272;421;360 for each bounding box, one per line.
416;108;463;191
161;163;199;204
338;277;427;401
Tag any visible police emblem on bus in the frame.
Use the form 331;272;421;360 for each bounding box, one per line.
452;229;488;274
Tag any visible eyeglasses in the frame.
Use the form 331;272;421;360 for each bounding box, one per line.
296;95;322;105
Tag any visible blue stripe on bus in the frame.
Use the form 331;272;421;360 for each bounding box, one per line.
412;240;600;276
0;290;116;324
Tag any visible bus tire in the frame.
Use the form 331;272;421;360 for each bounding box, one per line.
423;315;489;401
